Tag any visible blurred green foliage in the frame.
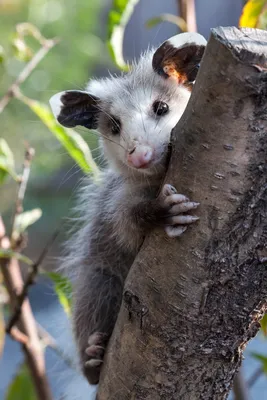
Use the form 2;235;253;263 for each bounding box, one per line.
0;138;18;183
23;96;99;177
108;0;140;71
46;271;72;316
1;1;267;398
239;0;267;29
0;0;106;215
6;363;36;400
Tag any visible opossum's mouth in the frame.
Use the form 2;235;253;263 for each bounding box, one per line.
126;156;166;176
127;162;153;173
139;164;151;169
130;160;154;169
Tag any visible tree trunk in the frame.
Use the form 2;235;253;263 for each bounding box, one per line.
98;26;267;400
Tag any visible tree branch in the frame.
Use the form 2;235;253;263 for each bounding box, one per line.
178;0;197;32
9;326;29;345
0;37;58;114
6;229;59;334
233;371;250;400
0;142;54;398
37;323;77;370
247;365;263;388
0;219;53;400
98;27;267;399
10;145;35;242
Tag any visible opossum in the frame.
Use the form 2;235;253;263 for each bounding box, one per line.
50;32;207;385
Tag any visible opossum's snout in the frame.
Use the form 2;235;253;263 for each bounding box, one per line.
127;145;154;169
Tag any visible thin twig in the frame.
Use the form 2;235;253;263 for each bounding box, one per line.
177;0;197;32
0;215;5;239
247;365;263;388
35;229;60;268
37;323;77;370
0;38;59;114
10;326;29;345
0;223;53;400
10;146;35;240
6;229;60;333
16;23;48;47
0;141;54;398
0;28;58;399
233;370;250;400
14;147;35;214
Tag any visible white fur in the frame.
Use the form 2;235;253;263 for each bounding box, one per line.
51;33;205;276
49;91;65;119
86;50;191;176
168;32;207;48
49;90;89;120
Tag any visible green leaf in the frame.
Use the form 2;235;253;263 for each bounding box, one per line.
0;45;5;64
20;97;99;178
0;140;14;165
0;139;18;184
6;363;36;400
261;313;267;336
251;352;267;374
239;0;267;28
258;9;267;29
46;272;72;316
13;209;42;240
12;36;33;62
0;249;33;266
146;14;187;31
107;0;140;71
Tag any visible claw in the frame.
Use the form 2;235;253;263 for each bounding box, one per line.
85;359;103;368
169;215;199;225
85;344;105;358
159;183;200;237
165;193;190;206
162;184;177;196
165;225;187;237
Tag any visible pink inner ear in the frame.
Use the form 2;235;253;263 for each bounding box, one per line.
163;65;186;84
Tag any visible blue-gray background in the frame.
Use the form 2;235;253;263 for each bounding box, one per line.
1;0;266;399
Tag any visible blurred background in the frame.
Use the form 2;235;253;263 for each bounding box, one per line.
1;0;267;399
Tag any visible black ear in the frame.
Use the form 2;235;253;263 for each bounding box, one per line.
152;32;207;86
49;90;100;129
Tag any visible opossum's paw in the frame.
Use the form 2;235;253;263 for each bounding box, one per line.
83;332;108;385
160;184;200;237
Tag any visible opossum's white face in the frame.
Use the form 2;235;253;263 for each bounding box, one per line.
50;33;206;177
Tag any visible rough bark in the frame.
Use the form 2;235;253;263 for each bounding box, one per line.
98;27;267;400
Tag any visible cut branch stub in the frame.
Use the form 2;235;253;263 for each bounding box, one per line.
98;27;267;400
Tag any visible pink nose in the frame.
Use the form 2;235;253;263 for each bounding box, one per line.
127;145;154;168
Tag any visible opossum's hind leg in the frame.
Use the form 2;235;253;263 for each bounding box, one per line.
84;332;109;384
73;268;123;384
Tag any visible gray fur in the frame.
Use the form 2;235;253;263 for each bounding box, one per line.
53;33;207;385
65;170;164;384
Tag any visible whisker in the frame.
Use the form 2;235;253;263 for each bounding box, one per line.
62;79;85;91
95;104;128;144
75;127;127;151
57;163;82;191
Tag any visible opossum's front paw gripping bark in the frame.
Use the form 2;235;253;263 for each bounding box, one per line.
159;184;200;237
83;332;108;385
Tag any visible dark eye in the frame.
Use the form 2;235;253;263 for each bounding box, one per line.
153;101;169;116
110;116;121;135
